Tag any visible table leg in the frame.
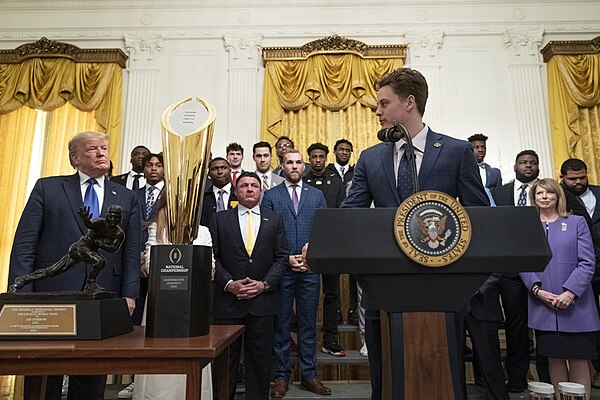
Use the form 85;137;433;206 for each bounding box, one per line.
186;361;203;400
28;376;47;400
214;347;230;400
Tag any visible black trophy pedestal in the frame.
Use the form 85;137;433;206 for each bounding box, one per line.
145;244;213;338
0;291;133;340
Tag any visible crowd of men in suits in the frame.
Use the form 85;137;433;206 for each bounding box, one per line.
8;66;600;400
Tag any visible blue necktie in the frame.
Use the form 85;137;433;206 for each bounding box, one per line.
145;186;156;220
84;178;100;219
397;144;415;202
517;183;528;206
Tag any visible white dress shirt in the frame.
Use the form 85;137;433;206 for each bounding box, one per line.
579;187;597;218
212;183;232;207
125;169;146;190
393;124;428;181
78;171;105;212
513;179;535;206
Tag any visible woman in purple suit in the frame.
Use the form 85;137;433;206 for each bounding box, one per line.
521;178;600;398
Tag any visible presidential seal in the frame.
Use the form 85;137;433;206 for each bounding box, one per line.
394;190;472;267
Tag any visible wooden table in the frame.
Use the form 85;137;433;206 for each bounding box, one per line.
0;325;244;400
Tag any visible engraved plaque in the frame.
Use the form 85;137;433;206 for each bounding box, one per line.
0;304;76;336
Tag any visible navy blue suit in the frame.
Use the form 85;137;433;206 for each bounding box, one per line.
9;172;141;400
210;208;289;399
262;182;326;383
483;164;502;189
342;128;489;399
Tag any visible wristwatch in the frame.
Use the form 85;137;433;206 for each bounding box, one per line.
262;280;272;293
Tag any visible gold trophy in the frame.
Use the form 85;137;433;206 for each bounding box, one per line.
146;97;216;337
160;97;216;244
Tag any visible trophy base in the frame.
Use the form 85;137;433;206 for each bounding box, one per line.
0;292;133;340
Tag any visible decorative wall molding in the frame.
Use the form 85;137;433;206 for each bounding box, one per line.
541;35;600;62
124;35;163;68
504;28;544;64
0;37;127;67
405;32;444;65
223;34;262;68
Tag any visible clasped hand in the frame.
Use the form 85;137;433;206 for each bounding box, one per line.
227;278;264;299
538;289;575;310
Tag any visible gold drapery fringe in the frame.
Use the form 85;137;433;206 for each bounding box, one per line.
543;37;600;182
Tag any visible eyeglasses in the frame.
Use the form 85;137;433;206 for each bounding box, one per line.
277;143;292;149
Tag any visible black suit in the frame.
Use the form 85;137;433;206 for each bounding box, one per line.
490;181;531;389
465;275;509;399
210;208;289;400
325;163;354;186
200;186;238;227
110;172;128;187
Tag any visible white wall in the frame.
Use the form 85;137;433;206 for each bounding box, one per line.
0;0;599;177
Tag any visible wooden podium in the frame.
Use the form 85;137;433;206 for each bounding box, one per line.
307;206;551;399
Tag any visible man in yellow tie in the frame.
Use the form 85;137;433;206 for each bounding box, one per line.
210;172;290;400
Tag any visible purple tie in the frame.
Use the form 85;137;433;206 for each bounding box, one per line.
291;184;299;214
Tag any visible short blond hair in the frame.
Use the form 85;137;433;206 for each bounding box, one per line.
529;178;570;218
68;132;108;168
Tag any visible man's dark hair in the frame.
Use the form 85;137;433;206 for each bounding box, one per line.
467;133;488;143
226;142;244;155
275;136;294;148
560;158;588;175
307;142;329;156
515;150;539;163
209;157;230;168
253;141;272;154
142;152;163;167
334;138;353;151
236;171;261;187
131;145;150;156
375;68;428;116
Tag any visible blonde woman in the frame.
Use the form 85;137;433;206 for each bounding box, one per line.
521;178;600;398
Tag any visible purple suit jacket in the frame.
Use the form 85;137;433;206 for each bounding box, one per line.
520;215;600;333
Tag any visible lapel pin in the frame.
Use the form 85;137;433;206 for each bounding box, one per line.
434;142;442;148
112;190;117;195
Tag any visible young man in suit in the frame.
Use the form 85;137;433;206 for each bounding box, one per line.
467;133;502;189
272;136;312;178
226;142;244;187
200;157;238;227
342;67;489;399
111;145;150;190
560;158;600;387
210;172;289;400
491;149;540;391
253;141;284;196
9;131;141;400
262;150;330;398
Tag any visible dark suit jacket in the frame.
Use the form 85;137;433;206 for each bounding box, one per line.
470;273;503;322
9;173;141;298
137;186;162;247
483;164;502;189
325;163;354;186
110;172;128;187
303;171;345;209
343;128;490;209
490;181;515;206
564;184;600;270
262;182;327;255
210;208;289;318
200;187;238;227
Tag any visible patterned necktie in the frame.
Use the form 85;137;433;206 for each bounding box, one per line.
340;166;345;178
145;186;156;219
84;178;100;219
262;174;270;193
245;210;256;256
291;184;299;214
132;174;142;190
397;144;415;202
517;183;528;206
216;189;225;212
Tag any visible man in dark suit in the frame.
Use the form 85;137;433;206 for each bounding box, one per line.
468;133;502;189
9;131;141;400
210;172;289;400
111;145;150;190
304;142;346;357
226;142;245;187
490;149;540;391
262;150;330;398
252;141;285;199
131;152;164;325
559;158;600;387
342;67;490;399
200;157;238;227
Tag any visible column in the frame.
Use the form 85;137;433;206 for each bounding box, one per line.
121;35;163;172
223;33;262;152
405;32;445;129
504;29;553;175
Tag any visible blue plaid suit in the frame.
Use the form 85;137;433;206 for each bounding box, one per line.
262;182;326;382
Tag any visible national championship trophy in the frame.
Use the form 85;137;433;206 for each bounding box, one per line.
145;97;216;338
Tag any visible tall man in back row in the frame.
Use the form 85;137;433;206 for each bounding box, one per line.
341;68;489;399
9;131;141;400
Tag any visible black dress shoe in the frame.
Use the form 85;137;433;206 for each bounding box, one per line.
506;380;527;393
336;309;343;325
346;309;359;326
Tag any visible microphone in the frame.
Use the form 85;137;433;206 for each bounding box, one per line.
377;122;409;142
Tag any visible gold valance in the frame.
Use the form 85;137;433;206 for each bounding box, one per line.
541;36;600;63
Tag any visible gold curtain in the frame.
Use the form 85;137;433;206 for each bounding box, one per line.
547;54;600;183
261;54;404;164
